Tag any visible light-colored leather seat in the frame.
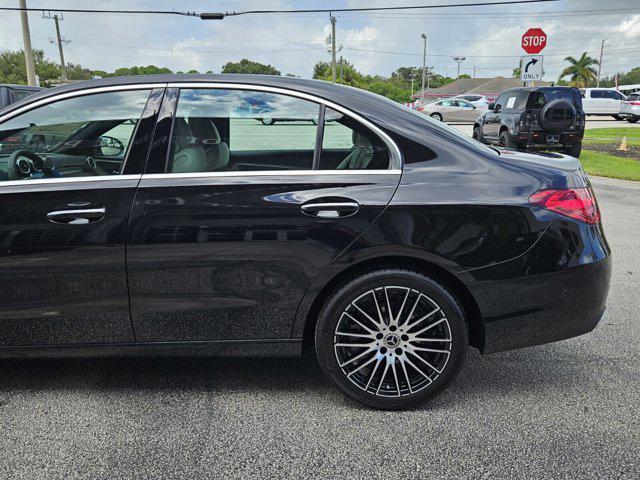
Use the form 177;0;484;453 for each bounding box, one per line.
170;116;229;173
337;132;374;170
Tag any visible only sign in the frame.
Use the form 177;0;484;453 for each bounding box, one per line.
522;28;547;54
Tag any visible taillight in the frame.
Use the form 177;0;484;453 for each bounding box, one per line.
629;101;640;106
529;188;600;224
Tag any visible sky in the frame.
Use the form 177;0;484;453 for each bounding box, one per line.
0;0;639;81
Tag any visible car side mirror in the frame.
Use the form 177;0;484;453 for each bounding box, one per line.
488;103;495;110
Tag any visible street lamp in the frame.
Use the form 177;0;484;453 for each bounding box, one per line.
420;33;427;104
453;56;466;79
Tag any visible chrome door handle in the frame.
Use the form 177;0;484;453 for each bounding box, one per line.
301;202;359;218
47;207;106;225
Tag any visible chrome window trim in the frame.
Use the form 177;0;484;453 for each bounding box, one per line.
141;170;401;181
0;84;167;124
165;81;403;171
0;174;142;188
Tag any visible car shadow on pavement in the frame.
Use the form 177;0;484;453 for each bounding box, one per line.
0;344;600;408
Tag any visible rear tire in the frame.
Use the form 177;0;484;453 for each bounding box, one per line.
430;113;443;122
563;141;582;158
627;116;639;124
472;126;483;143
499;130;514;148
314;269;468;410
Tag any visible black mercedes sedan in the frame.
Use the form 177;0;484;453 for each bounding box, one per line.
0;75;611;409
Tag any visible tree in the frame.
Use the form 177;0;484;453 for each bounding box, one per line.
558;52;599;87
0;49;61;86
112;65;173;76
513;66;521;78
222;58;280;75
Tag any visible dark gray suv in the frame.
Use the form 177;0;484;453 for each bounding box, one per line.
473;86;585;157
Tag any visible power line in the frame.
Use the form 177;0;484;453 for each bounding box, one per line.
0;0;561;19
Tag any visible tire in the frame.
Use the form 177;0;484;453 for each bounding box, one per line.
261;116;274;125
627;116;639;124
430;112;443;122
499;130;513;148
563;141;582;158
314;269;468;410
472;126;485;143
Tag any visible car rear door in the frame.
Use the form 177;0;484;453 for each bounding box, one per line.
0;86;163;346
125;84;402;343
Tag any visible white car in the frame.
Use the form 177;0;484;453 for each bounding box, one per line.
579;88;627;119
455;94;490;109
620;92;640;123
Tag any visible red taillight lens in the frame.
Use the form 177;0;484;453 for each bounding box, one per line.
529;188;600;224
629;101;640;106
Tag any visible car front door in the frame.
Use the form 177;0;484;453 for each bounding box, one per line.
483;93;507;141
0;87;162;346
126;85;401;343
456;100;478;122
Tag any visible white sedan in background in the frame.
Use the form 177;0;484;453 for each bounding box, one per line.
455;94;491;109
417;98;482;122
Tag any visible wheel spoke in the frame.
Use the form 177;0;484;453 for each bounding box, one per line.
410;317;447;338
337;346;375;368
351;302;383;329
348;353;379;378
405;307;441;330
407;349;442;374
371;289;385;327
364;357;383;389
342;311;374;334
335;331;375;339
404;355;433;383
335;342;373;349
384;287;393;325
412;346;450;355
401;292;422;327
399;358;413;394
393;288;411;325
390;359;401;396
413;337;452;343
375;360;391;395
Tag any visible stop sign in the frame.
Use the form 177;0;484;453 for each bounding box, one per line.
522;28;547;54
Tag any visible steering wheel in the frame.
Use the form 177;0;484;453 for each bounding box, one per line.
6;150;55;180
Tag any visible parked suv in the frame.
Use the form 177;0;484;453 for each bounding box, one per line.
580;87;626;119
620;92;640;123
473;86;585;157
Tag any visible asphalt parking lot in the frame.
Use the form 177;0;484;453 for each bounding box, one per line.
0;175;637;479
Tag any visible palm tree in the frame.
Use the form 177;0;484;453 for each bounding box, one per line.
558;52;599;87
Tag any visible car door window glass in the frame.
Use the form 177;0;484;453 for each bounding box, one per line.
319;107;390;170
494;93;509;110
0;89;151;181
591;90;604;98
169;89;320;173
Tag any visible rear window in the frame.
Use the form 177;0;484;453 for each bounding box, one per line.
627;93;640;101
527;88;582;109
10;89;33;102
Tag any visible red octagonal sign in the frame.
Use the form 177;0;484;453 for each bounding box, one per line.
522;28;547;54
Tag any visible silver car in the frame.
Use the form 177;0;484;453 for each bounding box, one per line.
418;98;481;122
620;92;640;123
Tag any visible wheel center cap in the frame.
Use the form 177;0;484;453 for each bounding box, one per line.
384;333;400;348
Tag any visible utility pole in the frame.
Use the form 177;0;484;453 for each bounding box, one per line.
19;0;37;86
339;55;343;81
44;12;70;82
596;38;605;87
453;56;466;79
330;15;337;83
420;33;427;104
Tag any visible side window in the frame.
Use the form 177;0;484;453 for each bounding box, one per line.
591;90;604;98
319;108;390;170
10;90;32;102
169;89;319;172
494;93;509;110
0;89;150;181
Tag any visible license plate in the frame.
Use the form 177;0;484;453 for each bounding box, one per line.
546;135;560;143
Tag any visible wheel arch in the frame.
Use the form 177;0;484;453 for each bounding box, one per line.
300;255;485;355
